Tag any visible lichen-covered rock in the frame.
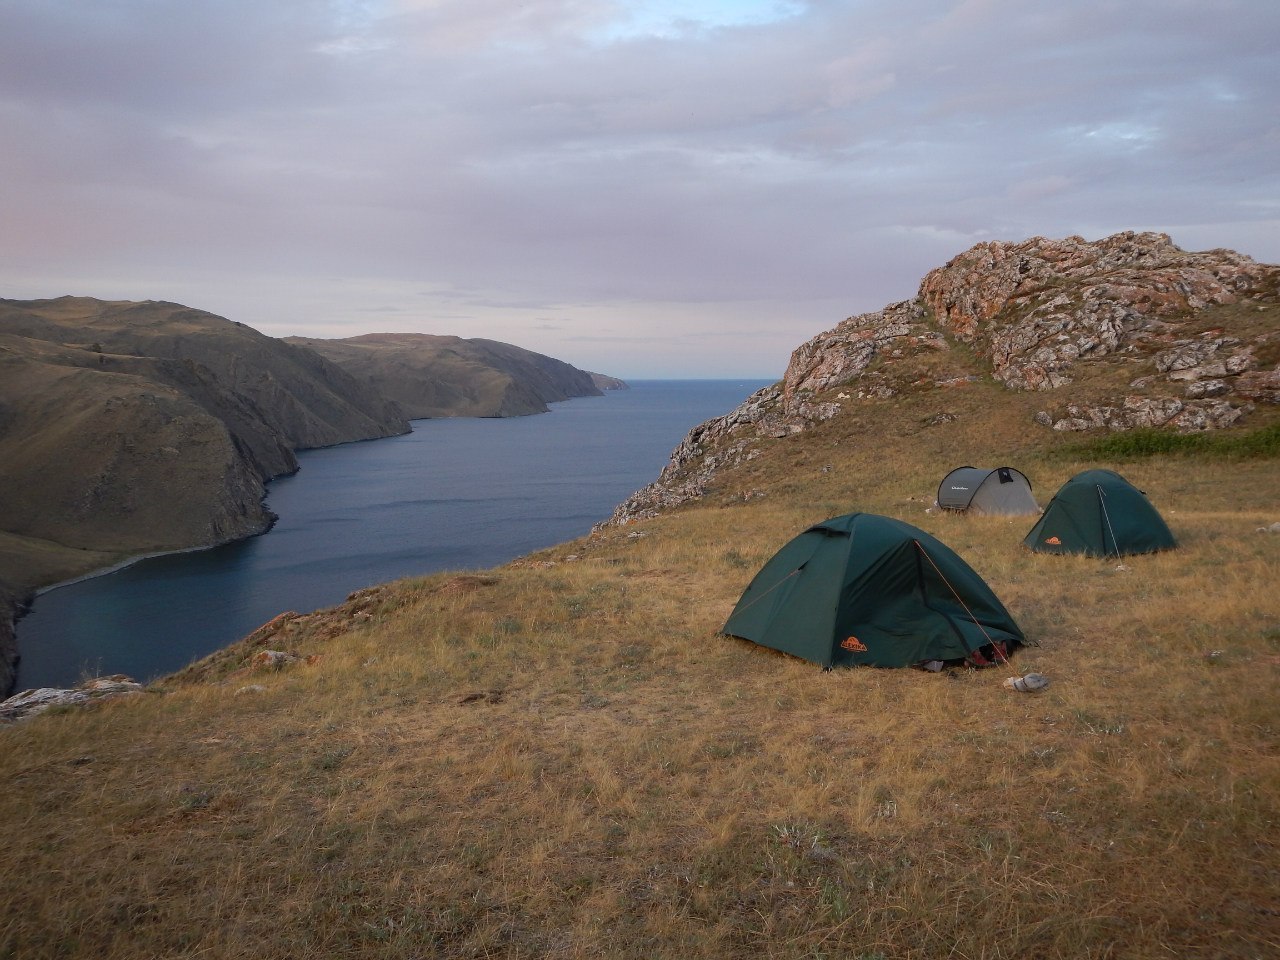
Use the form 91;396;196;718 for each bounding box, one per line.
1185;379;1230;399
919;232;1271;392
1154;337;1242;374
1235;365;1280;404
251;650;301;670
0;674;143;723
1169;400;1250;432
1046;397;1247;433
781;301;920;400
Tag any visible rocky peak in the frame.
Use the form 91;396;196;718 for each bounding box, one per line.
599;232;1278;527
919;231;1271;392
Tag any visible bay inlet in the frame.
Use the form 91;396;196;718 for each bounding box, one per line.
15;379;771;690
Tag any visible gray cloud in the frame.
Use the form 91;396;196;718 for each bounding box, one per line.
1;0;1276;377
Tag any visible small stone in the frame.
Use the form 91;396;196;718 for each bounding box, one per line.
1003;673;1050;692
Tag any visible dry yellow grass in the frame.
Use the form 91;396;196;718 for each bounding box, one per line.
1;388;1278;959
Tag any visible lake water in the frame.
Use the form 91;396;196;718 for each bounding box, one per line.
15;379;770;690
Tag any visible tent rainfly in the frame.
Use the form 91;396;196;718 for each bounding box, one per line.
1023;468;1177;557
721;512;1025;669
936;466;1038;515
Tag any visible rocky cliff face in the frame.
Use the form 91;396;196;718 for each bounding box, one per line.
286;333;613;419
601;232;1278;526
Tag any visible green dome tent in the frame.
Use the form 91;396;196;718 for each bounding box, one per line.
721;513;1025;669
1023;469;1176;557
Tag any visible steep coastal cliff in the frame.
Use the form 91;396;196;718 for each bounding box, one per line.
0;298;421;692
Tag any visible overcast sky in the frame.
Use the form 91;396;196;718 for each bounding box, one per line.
1;0;1276;377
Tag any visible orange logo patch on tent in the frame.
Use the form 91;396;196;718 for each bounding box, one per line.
841;636;868;652
1044;536;1062;545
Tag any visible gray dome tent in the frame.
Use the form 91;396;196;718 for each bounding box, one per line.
937;466;1038;516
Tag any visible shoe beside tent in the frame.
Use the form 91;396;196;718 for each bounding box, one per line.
721;513;1024;668
937;465;1039;515
1023;468;1176;557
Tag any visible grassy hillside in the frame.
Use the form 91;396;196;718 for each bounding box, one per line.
2;343;1276;958
285;333;605;419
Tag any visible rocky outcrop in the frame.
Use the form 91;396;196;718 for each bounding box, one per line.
1235;367;1280;404
597;301;938;525
599;385;778;524
286;333;618;418
918;232;1268;390
600;232;1278;526
780;301;922;401
1032;397;1249;434
917;233;1277;419
0;675;143;724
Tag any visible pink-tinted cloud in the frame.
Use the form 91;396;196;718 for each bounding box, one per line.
0;0;1275;377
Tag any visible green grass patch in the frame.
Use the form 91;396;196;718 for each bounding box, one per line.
1062;421;1280;460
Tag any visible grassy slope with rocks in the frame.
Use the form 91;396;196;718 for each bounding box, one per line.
1;241;1277;959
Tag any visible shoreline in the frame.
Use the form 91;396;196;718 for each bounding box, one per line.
2;381;765;700
14;404;587;605
30;526;276;600
1;520;279;700
0;388;628;698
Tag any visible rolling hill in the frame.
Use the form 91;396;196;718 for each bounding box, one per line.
285;333;613;419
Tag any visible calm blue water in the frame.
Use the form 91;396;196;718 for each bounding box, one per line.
15;379;771;690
